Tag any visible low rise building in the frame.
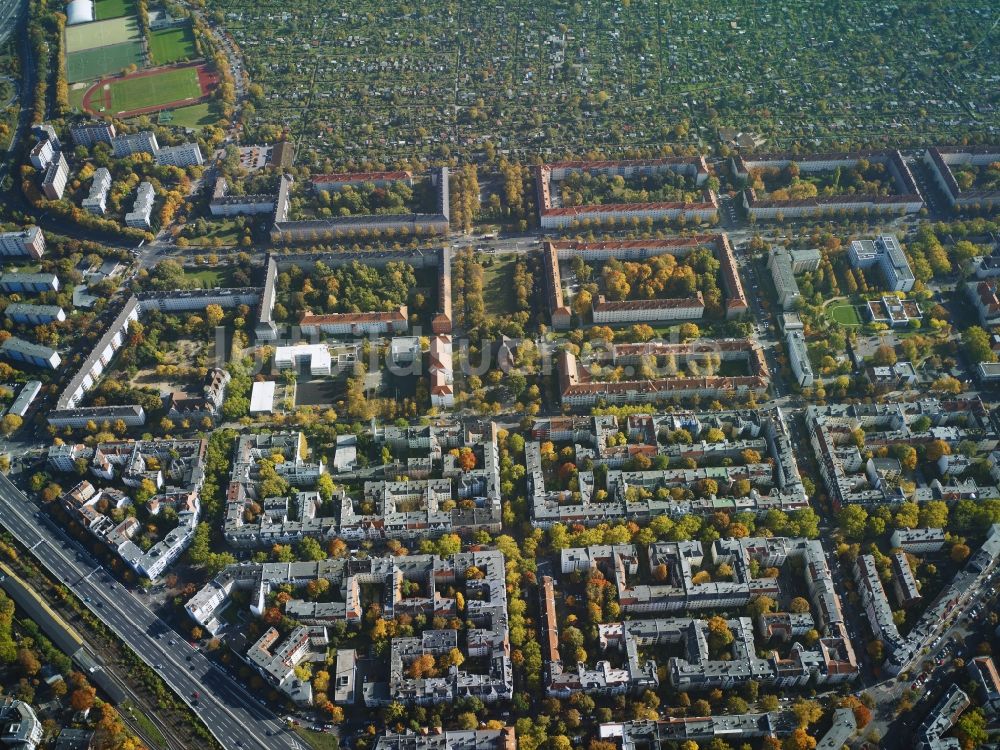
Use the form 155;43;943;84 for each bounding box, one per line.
249;381;275;414
247;626;328;705
6;381;41;418
0;697;43;750
0;337;60;369
298;307;408;337
4;303;66;324
916;686;969;750
0;272;59;293
967;656;1000;715
275;344;332;375
373;728;515;750
891;527;946;553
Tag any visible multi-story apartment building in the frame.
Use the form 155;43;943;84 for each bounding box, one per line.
112;131;159;157
0;272;59;293
0;337;61;369
187;551;513;706
298;307;408;336
51;439;207;579
82;167;112;214
69;122;116;148
208;177;277;216
0;226;45;259
154;142;204;167
591;294;705;324
558;340;769;408
891;527;946;553
768;248;801;309
3;303;66;324
536;157;718;228
272;168;450;243
786;330;814;387
29;137;54;169
125;181;155;228
734;150;924;219
429;334;454;408
69;121;117;147
924;147;1000;211
41;152;69;199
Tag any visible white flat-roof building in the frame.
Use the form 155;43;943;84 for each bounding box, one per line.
6;381;41;418
849;235;915;292
66;0;94;24
249;381;276;414
274;344;331;375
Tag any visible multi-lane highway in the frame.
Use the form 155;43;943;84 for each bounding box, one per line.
0;473;306;750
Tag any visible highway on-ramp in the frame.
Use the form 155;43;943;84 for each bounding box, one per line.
0;473;307;750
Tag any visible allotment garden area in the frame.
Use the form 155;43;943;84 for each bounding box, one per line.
202;0;998;164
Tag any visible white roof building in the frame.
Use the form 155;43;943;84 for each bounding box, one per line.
66;0;94;24
249;381;275;414
274;344;331;376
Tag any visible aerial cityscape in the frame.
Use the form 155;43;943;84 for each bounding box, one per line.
0;1;998;749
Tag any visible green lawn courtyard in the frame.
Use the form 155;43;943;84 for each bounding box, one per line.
828;303;863;326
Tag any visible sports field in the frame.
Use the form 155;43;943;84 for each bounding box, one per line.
161;102;221;128
65;16;139;52
829;304;863;326
95;0;134;19
106;66;201;112
150;26;196;65
66;41;143;83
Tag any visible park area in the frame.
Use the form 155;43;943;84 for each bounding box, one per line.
150;25;197;65
81;63;215;117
